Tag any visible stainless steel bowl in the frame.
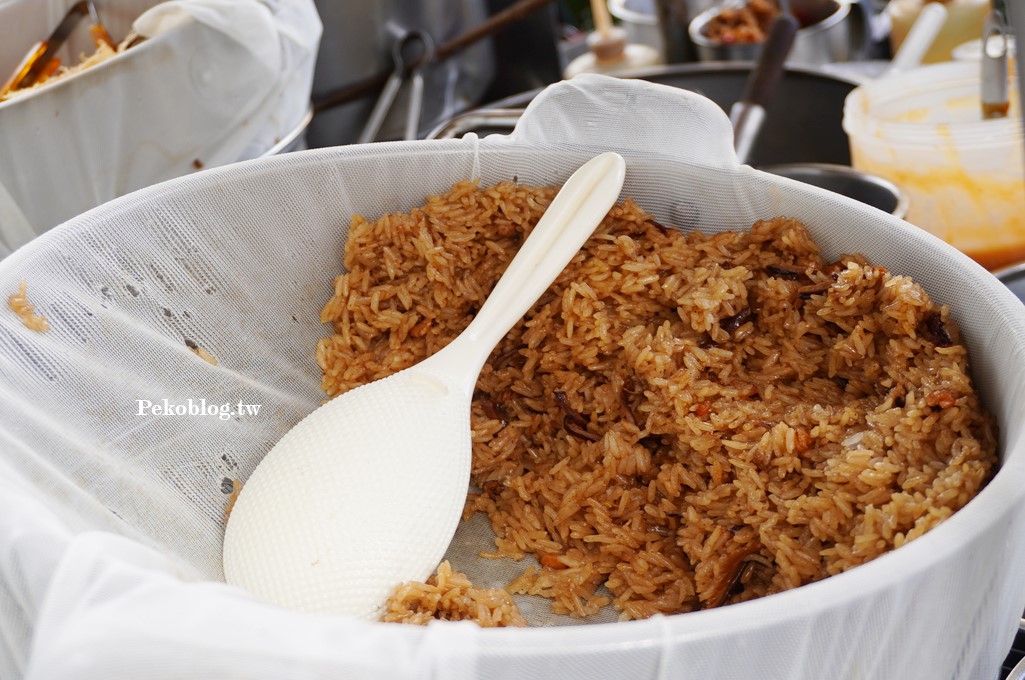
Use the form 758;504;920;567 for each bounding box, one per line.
760;163;909;218
689;0;869;66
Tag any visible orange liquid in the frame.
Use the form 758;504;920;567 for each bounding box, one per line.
966;242;1025;272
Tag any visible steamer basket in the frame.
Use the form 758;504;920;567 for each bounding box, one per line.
2;75;1025;680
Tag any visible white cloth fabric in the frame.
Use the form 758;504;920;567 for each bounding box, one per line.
0;0;321;254
1;75;1024;679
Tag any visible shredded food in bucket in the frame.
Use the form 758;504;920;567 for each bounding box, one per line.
316;180;998;625
0;37;133;103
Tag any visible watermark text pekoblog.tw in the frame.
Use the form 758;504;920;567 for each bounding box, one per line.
136;398;262;421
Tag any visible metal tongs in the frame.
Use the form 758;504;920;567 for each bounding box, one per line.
0;1;115;98
981;8;1011;120
357;30;435;144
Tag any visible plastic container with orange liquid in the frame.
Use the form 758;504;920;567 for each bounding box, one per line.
843;62;1025;270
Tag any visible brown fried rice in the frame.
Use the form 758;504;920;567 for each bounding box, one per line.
316;180;997;625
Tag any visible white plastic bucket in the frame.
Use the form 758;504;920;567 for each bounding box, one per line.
843;62;1025;270
0;0;321;256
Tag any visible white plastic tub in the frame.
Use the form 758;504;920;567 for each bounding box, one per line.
843;62;1025;270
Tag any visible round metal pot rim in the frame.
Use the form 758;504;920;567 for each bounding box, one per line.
689;0;852;48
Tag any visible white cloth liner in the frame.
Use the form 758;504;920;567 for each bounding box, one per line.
1;74;1025;679
0;0;321;254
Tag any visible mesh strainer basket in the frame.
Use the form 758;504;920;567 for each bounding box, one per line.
2;74;1025;679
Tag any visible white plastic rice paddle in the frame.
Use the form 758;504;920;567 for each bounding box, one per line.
222;151;627;619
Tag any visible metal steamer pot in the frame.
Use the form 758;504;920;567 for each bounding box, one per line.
428;63;860;167
689;0;872;66
309;0;495;148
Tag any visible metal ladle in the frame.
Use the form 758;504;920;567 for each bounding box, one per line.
357;30;435;144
